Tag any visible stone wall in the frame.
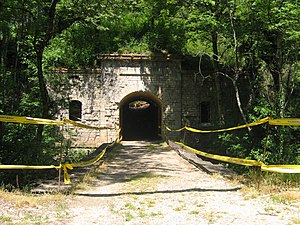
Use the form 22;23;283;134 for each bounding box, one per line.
48;54;239;148
49;54;183;147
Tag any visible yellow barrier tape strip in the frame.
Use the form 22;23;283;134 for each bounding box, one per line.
261;165;300;173
167;117;269;133
167;117;300;134
62;118;108;130
72;147;107;168
269;118;300;126
65;139;120;182
175;142;262;167
174;142;300;173
166;126;185;132
188;117;269;133
0;137;120;184
0;165;59;170
62;164;73;184
0;115;64;126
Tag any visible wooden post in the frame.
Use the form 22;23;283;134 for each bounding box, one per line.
16;175;19;189
58;125;64;192
259;124;270;189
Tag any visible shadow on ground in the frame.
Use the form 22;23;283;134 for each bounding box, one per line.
75;186;241;197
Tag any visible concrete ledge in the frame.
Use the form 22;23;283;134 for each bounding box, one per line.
168;140;235;177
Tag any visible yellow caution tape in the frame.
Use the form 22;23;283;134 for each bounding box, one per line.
0;147;108;185
72;147;107;168
166;126;185;132
0;139;119;184
167;117;300;134
61;164;73;184
62;118;108;130
261;165;300;173
0;115;64;126
0;115;110;130
0;114;122;184
167;117;270;133
61;139;120;183
269;118;300;126
0;165;59;170
174;141;300;173
175;142;262;167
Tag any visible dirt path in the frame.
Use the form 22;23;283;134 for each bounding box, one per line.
66;141;299;225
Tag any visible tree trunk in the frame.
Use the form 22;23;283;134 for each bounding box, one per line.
211;31;224;125
36;49;50;142
232;80;248;127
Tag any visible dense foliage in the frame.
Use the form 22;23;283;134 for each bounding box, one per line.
0;0;299;186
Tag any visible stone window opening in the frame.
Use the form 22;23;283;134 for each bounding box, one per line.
69;100;82;121
200;101;211;123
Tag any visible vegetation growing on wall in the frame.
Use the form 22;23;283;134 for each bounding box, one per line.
0;0;299;186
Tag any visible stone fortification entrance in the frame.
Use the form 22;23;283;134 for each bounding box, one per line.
50;54;182;146
49;53;239;148
120;91;162;140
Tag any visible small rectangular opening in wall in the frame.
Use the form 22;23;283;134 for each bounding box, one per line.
200;101;211;123
69;100;82;121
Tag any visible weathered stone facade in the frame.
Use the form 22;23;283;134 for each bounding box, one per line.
48;54;238;147
49;54;182;146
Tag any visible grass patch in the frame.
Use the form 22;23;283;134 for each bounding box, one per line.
159;142;169;148
139;198;156;208
0;215;12;222
55;203;69;219
204;211;216;224
189;210;200;215
264;206;276;213
0;189;67;208
174;206;183;211
147;144;157;151
197;203;205;207
147;199;156;208
138;211;148;218
237;172;300;202
279;191;300;202
23;213;47;224
241;187;259;200
126;172;166;192
270;195;290;204
125;212;134;221
0;188;69;224
130;172;159;181
124;202;136;210
71;173;96;190
67;147;95;163
291;217;300;224
149;212;163;217
173;201;186;212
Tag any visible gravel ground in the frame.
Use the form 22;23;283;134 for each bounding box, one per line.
68;141;299;225
1;141;299;225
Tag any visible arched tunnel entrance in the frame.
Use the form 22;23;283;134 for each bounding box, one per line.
120;92;162;141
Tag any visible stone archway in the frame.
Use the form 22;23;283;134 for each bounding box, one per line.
120;92;162;141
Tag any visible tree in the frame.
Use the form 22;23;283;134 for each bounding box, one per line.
2;0;122;140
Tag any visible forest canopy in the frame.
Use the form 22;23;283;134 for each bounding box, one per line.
0;0;299;186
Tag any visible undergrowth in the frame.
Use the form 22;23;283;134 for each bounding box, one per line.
238;170;300;201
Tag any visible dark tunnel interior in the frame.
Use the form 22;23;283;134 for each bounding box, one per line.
120;97;161;141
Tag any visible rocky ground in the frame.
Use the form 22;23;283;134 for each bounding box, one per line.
0;141;299;225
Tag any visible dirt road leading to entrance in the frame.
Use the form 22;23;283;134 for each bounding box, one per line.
68;141;299;225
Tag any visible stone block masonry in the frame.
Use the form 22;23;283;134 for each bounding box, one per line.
48;53;238;147
49;54;183;146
